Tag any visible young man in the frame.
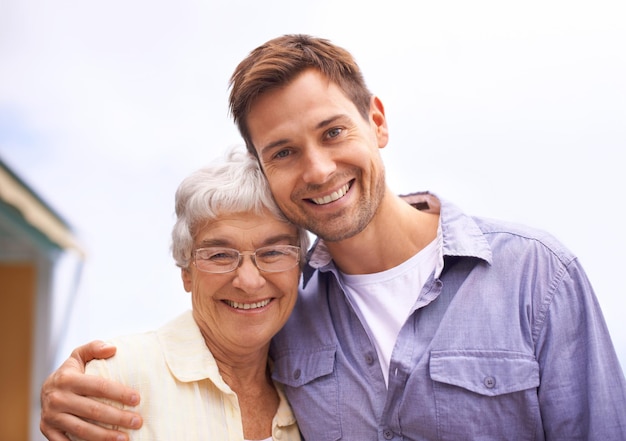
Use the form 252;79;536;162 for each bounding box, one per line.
41;35;626;441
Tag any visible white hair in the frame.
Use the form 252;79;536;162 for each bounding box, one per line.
171;146;309;268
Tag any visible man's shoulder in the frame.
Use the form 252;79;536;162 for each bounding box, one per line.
472;215;576;265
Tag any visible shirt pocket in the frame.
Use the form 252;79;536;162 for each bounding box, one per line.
429;350;541;441
273;346;342;441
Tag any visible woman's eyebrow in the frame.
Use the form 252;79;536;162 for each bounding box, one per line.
259;234;299;246
195;238;231;248
195;233;298;249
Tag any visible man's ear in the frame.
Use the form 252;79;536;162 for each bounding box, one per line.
370;96;389;148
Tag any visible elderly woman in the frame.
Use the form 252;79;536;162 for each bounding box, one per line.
68;148;309;441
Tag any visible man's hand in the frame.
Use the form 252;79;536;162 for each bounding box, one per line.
40;341;143;441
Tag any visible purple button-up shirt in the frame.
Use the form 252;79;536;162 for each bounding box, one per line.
270;193;626;441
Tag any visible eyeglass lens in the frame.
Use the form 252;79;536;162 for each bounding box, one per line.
194;245;299;273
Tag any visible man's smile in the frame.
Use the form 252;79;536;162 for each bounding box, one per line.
309;182;352;205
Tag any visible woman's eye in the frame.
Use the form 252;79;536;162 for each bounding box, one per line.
258;249;283;258
209;252;236;261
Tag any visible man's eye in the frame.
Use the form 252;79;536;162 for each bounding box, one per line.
327;127;343;139
274;149;291;159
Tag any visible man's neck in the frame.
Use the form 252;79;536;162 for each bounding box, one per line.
325;190;440;275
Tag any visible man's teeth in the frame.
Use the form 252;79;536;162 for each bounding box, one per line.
225;299;271;310
311;183;350;205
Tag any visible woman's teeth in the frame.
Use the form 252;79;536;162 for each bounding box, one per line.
311;183;350;205
225;299;271;310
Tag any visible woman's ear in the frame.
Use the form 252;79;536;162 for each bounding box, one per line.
181;268;193;292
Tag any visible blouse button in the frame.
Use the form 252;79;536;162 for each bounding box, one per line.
293;368;301;380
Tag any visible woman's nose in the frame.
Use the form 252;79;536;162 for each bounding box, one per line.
231;255;266;292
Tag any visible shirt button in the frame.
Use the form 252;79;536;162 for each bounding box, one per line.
383;429;394;439
274;428;282;439
365;353;375;365
293;368;301;380
484;376;496;389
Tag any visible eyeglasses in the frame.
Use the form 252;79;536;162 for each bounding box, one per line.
192;245;301;274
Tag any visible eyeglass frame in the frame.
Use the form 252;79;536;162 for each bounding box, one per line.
191;244;301;274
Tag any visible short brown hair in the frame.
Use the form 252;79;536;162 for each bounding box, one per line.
228;34;372;158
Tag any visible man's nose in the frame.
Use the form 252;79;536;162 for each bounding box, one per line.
300;145;337;184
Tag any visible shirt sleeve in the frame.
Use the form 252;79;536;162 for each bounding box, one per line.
535;257;626;439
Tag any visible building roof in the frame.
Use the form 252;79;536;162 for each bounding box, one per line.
0;158;84;257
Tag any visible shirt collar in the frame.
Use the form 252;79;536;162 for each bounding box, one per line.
302;192;492;286
156;311;298;428
156;311;228;388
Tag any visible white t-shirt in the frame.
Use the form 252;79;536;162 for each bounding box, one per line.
341;235;440;385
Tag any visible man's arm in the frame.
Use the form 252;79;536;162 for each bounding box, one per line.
536;261;626;439
40;341;143;441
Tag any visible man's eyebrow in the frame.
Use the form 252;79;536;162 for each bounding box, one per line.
316;114;347;130
260;138;290;155
259;114;350;155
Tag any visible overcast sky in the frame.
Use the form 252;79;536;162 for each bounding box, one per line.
1;0;625;371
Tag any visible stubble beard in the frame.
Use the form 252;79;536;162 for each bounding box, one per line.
290;169;387;243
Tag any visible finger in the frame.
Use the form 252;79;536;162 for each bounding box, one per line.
72;341;118;366
41;412;131;441
40;425;71;441
40;342;141;441
52;370;140;408
43;389;142;431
